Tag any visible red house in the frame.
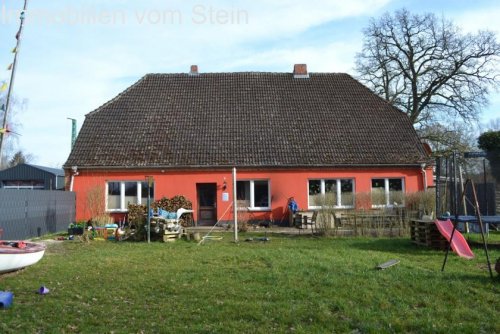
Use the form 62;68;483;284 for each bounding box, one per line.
64;64;433;225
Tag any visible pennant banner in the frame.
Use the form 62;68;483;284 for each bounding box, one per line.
0;104;5;111
11;47;17;53
0;127;21;136
0;82;8;92
7;63;13;71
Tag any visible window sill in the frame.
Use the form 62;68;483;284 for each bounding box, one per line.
308;206;355;210
237;207;272;212
371;205;405;209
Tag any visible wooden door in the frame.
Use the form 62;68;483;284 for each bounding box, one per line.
197;183;217;225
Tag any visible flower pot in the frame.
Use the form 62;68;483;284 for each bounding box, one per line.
68;227;84;235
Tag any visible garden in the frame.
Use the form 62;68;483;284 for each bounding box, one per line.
0;232;498;333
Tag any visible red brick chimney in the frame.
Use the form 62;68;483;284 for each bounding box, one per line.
190;65;199;75
293;64;309;79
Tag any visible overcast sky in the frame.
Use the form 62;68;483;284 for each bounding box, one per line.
1;0;499;167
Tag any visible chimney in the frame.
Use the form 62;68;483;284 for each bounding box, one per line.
293;64;309;79
189;65;199;75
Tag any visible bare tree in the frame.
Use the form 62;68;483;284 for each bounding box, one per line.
485;117;500;131
355;8;500;127
0;95;28;169
419;122;476;156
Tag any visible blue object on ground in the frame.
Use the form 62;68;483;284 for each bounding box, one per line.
38;286;50;295
0;291;13;308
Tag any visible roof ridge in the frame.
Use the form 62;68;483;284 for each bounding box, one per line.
143;71;348;76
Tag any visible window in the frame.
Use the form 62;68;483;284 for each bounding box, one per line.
236;180;270;210
371;178;404;207
106;181;154;211
2;180;44;190
308;179;354;208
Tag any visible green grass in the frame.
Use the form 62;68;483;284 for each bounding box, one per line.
1;234;499;333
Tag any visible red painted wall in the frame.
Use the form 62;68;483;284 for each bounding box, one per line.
70;167;431;223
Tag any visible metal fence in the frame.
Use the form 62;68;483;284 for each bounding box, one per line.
436;181;496;217
0;190;75;240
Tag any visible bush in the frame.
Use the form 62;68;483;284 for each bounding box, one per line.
124;204;147;241
404;190;436;217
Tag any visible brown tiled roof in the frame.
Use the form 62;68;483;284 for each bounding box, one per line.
64;72;428;169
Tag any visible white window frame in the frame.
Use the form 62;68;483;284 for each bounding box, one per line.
105;181;153;212
371;178;405;208
308;179;355;209
237;180;271;211
2;180;44;190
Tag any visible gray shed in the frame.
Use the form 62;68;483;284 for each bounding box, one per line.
0;164;65;190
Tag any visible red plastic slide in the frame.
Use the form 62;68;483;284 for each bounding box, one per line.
434;219;474;259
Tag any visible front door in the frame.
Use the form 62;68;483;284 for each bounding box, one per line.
197;183;217;226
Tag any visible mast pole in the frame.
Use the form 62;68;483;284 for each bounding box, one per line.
0;0;29;165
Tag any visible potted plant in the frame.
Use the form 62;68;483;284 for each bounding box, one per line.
68;222;85;235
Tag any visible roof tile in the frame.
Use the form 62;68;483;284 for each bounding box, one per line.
64;72;428;168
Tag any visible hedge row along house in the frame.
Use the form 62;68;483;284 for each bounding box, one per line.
64;64;433;225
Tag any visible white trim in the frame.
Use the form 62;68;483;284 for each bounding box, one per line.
120;182;125;211
371;177;405;208
105;180;154;212
307;178;355;209
237;179;271;211
105;182;109;211
3;185;44;190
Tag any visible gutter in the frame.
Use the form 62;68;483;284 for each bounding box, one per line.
63;163;428;171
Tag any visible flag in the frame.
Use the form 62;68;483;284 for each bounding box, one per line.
7;63;13;71
0;82;7;92
0;126;20;136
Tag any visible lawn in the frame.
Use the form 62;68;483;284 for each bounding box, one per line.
1;233;498;333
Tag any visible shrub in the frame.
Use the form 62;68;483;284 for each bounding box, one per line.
404;190;436;217
127;204;148;241
85;184;106;220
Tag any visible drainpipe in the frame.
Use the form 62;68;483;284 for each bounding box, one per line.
69;166;78;191
421;163;428;191
233;167;238;242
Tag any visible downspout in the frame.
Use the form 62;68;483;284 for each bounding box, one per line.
69;166;78;191
233;167;238;242
421;163;428;191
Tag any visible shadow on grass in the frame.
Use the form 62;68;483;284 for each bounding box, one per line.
468;240;500;250
348;238;444;256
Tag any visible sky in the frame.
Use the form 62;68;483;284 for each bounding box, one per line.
0;0;499;168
